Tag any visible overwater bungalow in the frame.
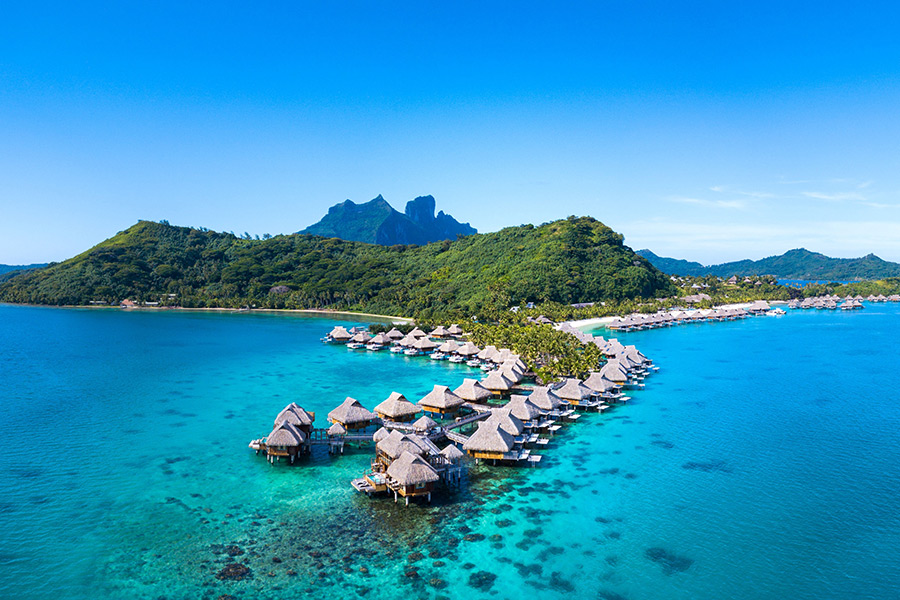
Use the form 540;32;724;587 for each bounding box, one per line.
412;337;440;352
326;326;352;343
505;394;543;425
499;366;524;384
583;372;621;396
554;378;598;409
477;345;500;362
386;451;440;505
437;340;461;354
486;407;525;437
265;420;308;463
385;327;405;340
599;362;629;384
274;403;315;435
456;342;480;357
481;370;515;397
412;415;438;434
463;420;517;460
374;392;420;422
397;334;416;347
349;331;373;344
440;443;465;463
327;422;347;436
376;430;430;462
430;325;451;338
372;427;391;442
526;386;564;412
454;378;492;403
408;327;428;338
448;324;464;337
417;385;465;417
327;397;377;430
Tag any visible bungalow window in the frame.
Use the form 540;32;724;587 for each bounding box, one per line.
415;482;426;490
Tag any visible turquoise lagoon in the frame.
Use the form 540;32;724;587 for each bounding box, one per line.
1;303;899;599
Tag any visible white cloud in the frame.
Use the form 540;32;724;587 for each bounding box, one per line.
801;191;865;202
668;196;745;209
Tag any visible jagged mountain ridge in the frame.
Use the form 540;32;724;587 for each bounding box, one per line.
301;195;476;245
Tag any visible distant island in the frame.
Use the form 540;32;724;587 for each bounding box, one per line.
0;216;672;319
301;195;476;246
0;263;48;281
637;248;900;280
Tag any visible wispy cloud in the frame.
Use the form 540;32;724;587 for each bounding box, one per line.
709;185;775;199
801;191;866;202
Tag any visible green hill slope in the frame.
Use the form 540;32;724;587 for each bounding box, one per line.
0;217;673;319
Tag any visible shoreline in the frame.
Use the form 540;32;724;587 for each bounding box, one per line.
0;302;414;323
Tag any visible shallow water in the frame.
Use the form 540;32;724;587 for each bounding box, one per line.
1;304;899;599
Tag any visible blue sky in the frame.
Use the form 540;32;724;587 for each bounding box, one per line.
2;2;900;264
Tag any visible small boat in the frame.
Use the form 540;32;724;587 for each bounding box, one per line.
449;355;465;363
365;343;384;351
430;352;446;361
404;348;422;356
390;346;405;353
767;308;786;316
347;342;365;350
480;363;493;371
466;359;481;368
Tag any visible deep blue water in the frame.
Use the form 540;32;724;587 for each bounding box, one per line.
1;304;899;599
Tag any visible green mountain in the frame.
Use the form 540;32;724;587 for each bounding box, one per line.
635;250;706;277
301;194;477;245
0;217;674;319
637;248;900;280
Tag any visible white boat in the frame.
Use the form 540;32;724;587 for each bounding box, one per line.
346;342;364;350
390;346;404;353
404;348;422;356
430;352;446;361
449;355;465;363
365;343;383;351
466;359;481;368
767;308;787;316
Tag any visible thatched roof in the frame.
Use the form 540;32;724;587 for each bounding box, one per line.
374;392;420;420
418;385;465;409
412;337;440;350
349;331;372;343
456;342;480;356
481;370;514;392
477;345;499;361
583;372;619;393
274;403;314;427
327;422;347;436
398;334;417;347
377;430;429;459
555;378;594;401
453;378;492;402
526;386;563;410
495;348;515;363
372;427;391;442
408;327;427;338
504;395;542;421
599;362;628;383
463;420;515;453
369;333;390;345
448;324;464;335
387;451;439;486
327;397;376;425
486;407;525;436
440;444;465;462
430;326;450;337
267;420;306;446
328;326;352;341
412;415;438;433
385;327;405;339
499;366;523;383
502;357;527;372
438;340;461;353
